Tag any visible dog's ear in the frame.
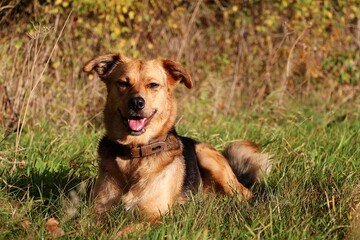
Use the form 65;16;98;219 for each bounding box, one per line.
161;59;193;89
83;53;129;79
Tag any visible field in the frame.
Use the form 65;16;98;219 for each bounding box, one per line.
1;1;360;239
1;104;359;239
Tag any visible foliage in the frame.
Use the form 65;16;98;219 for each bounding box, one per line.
0;1;360;238
1;0;359;129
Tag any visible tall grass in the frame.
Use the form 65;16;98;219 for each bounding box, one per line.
0;1;359;239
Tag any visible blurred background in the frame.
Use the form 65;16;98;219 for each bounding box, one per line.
1;0;359;131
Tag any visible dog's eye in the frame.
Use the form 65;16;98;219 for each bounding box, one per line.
117;81;130;88
148;82;159;89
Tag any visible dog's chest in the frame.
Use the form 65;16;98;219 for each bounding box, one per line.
113;152;177;183
114;156;139;174
116;154;185;212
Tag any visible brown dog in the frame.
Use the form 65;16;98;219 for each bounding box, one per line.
83;53;271;221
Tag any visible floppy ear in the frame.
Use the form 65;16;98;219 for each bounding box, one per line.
161;59;193;89
83;53;129;79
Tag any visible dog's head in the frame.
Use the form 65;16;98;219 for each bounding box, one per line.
84;53;192;145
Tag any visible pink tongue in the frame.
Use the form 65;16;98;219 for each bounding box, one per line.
128;118;147;131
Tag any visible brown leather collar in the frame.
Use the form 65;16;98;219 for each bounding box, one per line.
122;136;167;158
99;132;181;159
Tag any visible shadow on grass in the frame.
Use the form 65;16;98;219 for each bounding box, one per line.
1;164;95;212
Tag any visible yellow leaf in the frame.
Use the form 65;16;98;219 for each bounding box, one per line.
52;61;61;69
119;15;125;23
326;11;332;19
62;1;69;8
136;15;142;22
14;39;23;49
129;11;135;20
147;43;154;49
116;5;121;13
223;10;229;20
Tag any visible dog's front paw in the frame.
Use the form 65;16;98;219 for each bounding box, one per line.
241;188;253;200
235;182;253;200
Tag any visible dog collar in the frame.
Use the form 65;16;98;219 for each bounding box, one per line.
99;133;181;159
123;139;167;158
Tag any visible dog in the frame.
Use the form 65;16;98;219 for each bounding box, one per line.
83;53;271;222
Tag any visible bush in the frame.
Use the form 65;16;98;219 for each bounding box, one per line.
0;0;359;129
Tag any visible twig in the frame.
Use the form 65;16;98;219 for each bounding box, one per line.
0;1;19;25
278;26;309;103
355;18;360;49
0;4;15;12
226;22;246;112
3;86;20;120
286;27;308;78
176;0;203;62
0;86;21;143
0;176;24;192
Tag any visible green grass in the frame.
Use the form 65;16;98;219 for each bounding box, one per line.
0;103;359;239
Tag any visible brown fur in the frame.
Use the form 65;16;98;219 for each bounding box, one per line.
83;53;271;221
223;141;272;189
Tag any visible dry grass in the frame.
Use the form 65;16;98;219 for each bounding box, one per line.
1;1;359;133
0;1;359;238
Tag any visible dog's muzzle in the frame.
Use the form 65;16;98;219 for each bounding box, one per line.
118;107;157;136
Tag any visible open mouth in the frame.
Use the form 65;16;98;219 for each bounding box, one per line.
119;110;157;135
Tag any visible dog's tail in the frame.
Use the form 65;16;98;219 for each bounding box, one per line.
222;140;271;189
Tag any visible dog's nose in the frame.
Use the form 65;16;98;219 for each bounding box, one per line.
129;97;145;111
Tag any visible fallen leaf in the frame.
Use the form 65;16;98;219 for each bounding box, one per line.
21;220;31;229
45;218;65;238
